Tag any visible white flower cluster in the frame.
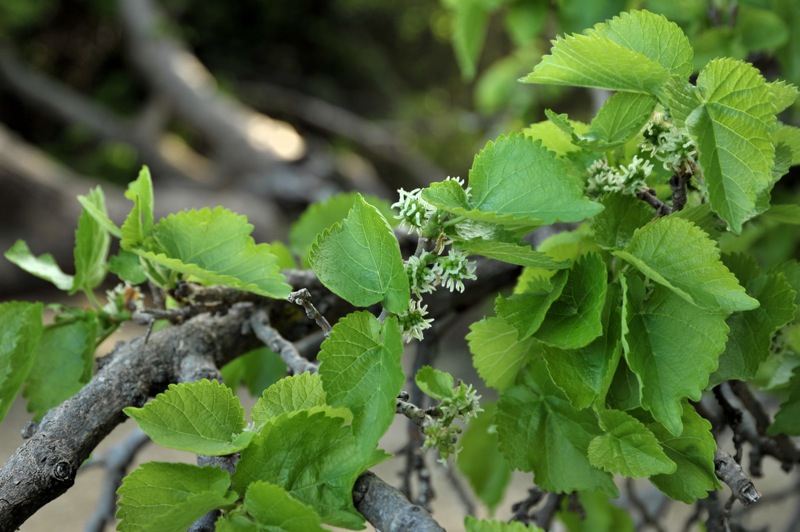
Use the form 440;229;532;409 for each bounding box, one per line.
102;282;143;318
423;382;483;464
391;187;435;234
396;299;434;343
586;155;653;196
641;113;698;175
433;249;477;293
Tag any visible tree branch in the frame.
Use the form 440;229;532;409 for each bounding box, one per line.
353;471;445;532
636;187;673;216
714;450;761;507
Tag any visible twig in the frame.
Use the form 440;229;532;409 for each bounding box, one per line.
533;492;565;530
509;486;545;524
84;428;151;532
670;173;689;212
250;308;318;374
353;471;445;532
288;288;332;337
714;450;761;507
636;188;673;216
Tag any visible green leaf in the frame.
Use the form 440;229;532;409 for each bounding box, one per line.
309;194;409;314
647;404;721;502
767;81;799;115
24;318;96;421
524;10;692;95
623;277;729;436
676;58;777;232
614;216;759;312
117;462;237;532
468;317;538;391
535;253;608;349
77;187;122;238
557;490;634;532
216;481;325;532
4;240;74;291
592;194;654;250
447;0;496;81
710;255;796;386
773;124;800;166
457;239;570;269
289;192;395;267
121;166;155;249
416;365;455;401
319;312;404;456
543;282;623;410
132;207;291;298
496;361;617;495
72;187;111;294
588;409;676;477
545;93;657;151
465;516;544;532
496;270;569;340
467;134;603;225
523;119;588;156
768;367;800;436
251;373;326;427
232;410;365;529
108;249;148;285
457;403;511;514
124;380;254;456
0;301;43;423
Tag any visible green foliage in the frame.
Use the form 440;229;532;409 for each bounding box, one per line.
250;373;327;426
0;302;43;423
465;516;545;532
216;481;325;532
468;316;538;391
4;240;75;291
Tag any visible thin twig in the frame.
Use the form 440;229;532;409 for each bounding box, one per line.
287;288;332;337
250;308;318;374
509;487;545;524
533;492;565;530
636;188;673;216
669;173;688;212
714;449;761;507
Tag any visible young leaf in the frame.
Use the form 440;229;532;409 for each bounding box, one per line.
768;367;800;436
496;362;617;496
108;249;148;285
309;194;409;314
623;278;729;436
121;166;155;249
289;192;395;267
4;240;74;291
457;403;512;514
133;207;291;298
614;216;759;312
543;283;623;410
456;239;570;269
647;404;721;502
465;516;544;532
117;462;237;532
534;253;608;349
773;123;800;165
77;187;122;238
251;372;326;427
72;187;111;294
496;270;568;340
216;481;325;532
24;318;96;420
592;194;654;250
588;409;676;478
545;92;657;151
673;59;777;232
416;365;456;401
0;301;43;423
468;317;539;391
524;10;692;96
232;409;365;529
123;380;254;456
319;312;404;456
710;254;796;386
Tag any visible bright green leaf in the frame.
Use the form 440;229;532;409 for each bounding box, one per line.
133;207;291;298
468;317;538;391
457;403;511;514
0;301;43;423
232;410;365;528
251;373;326;427
535;253;608;349
309;194;409;314
72;187;111;294
623;277;729;435
465;516;544;532
121;166;155;249
109;249;148;284
647;404;721;502
124;380;253;456
496;361;617;495
457;239;570;269
4;240;74;291
523;119;588;156
768;367;800;436
615;216;759;312
24;318;96;420
588;409;676;477
117;462;237;532
592;194;654;250
773;124;800;166
319;312;404;456
496;270;568;340
416;365;455;401
221;347;286;398
77;187;122;238
216;481;325;532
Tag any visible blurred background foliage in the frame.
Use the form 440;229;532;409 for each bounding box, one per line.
0;0;797;294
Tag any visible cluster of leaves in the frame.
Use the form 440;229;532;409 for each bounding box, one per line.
2;7;800;532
